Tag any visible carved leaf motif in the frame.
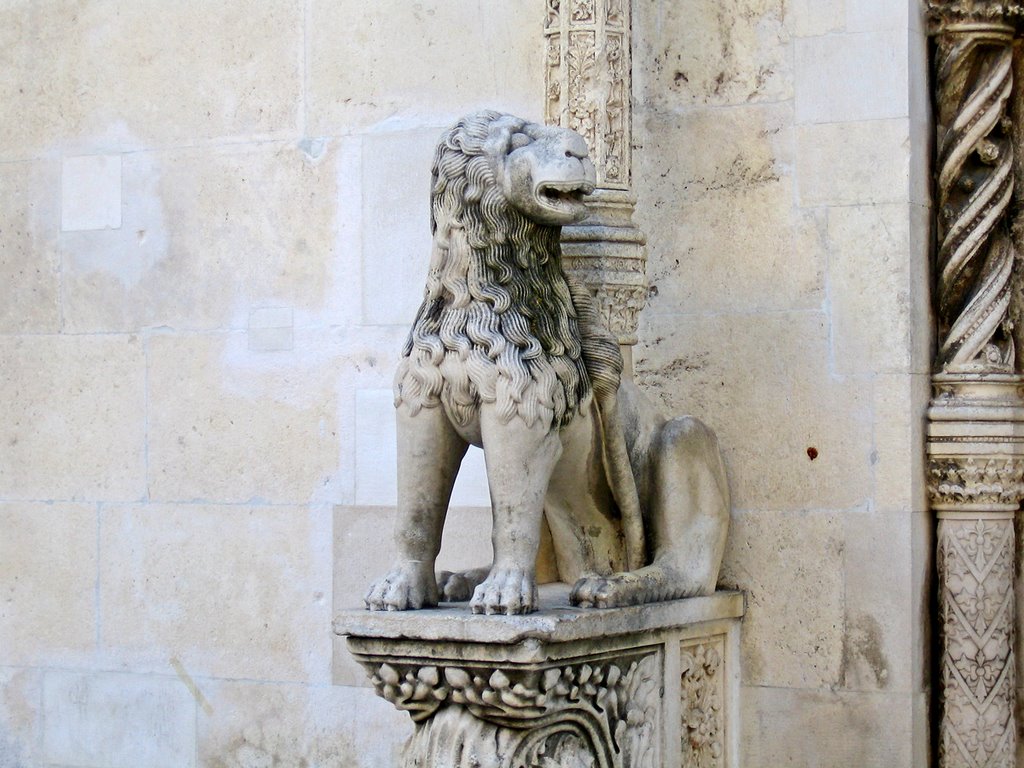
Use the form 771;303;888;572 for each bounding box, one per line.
546;0;560;28
571;0;595;22
927;457;1024;506
566;31;598;152
589;284;647;342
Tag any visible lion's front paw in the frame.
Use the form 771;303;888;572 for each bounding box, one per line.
365;562;438;611
469;567;537;615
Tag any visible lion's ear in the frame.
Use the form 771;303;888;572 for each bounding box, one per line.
510;132;531;150
482;115;525;158
483;125;514;159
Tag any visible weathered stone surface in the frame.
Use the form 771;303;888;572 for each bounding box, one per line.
634;0;791;108
147;331;340;504
795;31;908;124
796;118;911;206
0;503;96;666
636;312;872;512
872;375;930;513
198;682;408;768
99;503;332;682
0;334;145;500
718;511;844;688
0;667;43;768
307;0;542;135
61;143;339;334
42;670;196;768
788;0;846;37
62;154;122;231
0;0;302;160
359;129;444;327
828;204;926;375
741;686;915;767
0;160;59;334
636;107;825;316
841;511;914;692
848;0;913;31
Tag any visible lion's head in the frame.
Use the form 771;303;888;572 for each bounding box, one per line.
396;111;621;430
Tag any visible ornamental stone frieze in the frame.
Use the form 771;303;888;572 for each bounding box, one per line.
336;590;743;768
926;2;1024;765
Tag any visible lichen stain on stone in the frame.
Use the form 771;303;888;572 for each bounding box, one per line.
840;613;890;689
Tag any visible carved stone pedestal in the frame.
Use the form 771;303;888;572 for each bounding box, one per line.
335;587;743;768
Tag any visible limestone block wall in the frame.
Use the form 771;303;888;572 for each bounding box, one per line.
632;1;932;764
0;1;931;767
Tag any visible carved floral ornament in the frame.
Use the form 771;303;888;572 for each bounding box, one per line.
928;456;1024;506
680;641;725;768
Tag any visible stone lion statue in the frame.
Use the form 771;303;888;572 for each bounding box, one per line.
365;110;729;615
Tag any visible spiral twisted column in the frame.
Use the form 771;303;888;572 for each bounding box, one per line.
927;4;1024;766
934;22;1015;371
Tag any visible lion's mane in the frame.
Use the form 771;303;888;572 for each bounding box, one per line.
395;110;623;429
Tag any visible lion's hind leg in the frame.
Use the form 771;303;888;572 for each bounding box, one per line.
365;406;468;611
570;415;730;608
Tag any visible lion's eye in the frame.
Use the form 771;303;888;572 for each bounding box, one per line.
510;133;531;150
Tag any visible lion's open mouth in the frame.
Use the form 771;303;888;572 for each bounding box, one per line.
538;181;595;205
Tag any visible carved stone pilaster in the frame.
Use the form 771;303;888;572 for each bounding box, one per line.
545;0;647;352
335;590;744;768
927;4;1024;763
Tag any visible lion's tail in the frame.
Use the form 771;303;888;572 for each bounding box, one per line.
567;279;646;571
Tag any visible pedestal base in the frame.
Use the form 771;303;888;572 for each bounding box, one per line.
334;586;744;768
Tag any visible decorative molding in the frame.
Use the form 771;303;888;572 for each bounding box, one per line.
680;640;725;768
